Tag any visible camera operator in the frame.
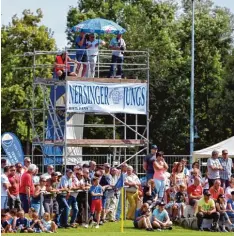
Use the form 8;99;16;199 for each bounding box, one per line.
108;34;126;78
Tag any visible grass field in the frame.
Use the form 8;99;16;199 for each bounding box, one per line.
5;220;232;235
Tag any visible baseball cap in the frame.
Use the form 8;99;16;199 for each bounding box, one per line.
56;172;62;176
151;144;158;149
158;201;166;206
66;169;73;173
24;157;31;162
203;190;211;196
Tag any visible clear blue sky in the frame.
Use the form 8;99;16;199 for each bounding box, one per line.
1;0;234;49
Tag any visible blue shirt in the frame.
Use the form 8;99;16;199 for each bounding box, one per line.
219;157;233;180
109;37;126;57
75;36;87;55
58;175;72;189
134;209;144;224
227;199;234;216
16;218;28;228
152;208;168;222
89;185;103;200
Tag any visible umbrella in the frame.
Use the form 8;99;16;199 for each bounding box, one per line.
71;17;126;34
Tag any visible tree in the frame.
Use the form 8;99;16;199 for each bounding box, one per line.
1;9;56;154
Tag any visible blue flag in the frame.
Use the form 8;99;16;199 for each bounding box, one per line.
1;132;24;165
115;174;124;189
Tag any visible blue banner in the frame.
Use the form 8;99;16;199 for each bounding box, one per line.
1;132;24;165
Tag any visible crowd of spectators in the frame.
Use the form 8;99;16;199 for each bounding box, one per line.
1;146;234;233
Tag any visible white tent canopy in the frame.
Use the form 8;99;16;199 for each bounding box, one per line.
193;136;234;160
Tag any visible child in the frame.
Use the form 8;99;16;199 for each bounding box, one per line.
28;212;44;233
165;185;177;220
41;212;57;233
89;176;103;228
174;184;186;219
1;213;13;233
8;209;18;232
15;210;29;233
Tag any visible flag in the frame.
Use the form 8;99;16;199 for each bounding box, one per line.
115;174;124;189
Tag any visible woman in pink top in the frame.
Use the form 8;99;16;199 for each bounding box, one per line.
153;152;168;200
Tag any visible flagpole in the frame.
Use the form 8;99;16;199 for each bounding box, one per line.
121;187;124;233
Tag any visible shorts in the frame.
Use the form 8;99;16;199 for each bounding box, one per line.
189;199;198;206
91;199;102;213
59;71;73;80
76;53;87;63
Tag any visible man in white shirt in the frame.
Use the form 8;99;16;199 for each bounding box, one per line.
109;34;126;78
41;165;54;180
1;166;11;210
86;34;105;78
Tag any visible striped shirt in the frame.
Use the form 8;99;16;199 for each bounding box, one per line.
219;157;233;180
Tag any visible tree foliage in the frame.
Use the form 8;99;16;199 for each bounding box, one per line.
1;9;56;153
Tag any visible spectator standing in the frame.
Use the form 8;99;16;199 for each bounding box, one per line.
15;163;24;187
89;176;103;229
75;32;88;77
143;144;157;181
209;179;224;201
86;33;105;78
207;150;223;187
219;149;232;189
196;190;220;231
19;164;37;213
180;158;190;178
8;165;21;210
41;165;55;180
109;34;126;78
57;169;73;228
1;166;10;210
153;152;168;201
89;161;96;179
125;166;141;220
1;159;7;174
23;157;31;172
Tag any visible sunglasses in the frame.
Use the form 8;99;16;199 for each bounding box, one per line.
10;169;16;172
17;166;22;168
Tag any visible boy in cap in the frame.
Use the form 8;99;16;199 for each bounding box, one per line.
89;177;103;228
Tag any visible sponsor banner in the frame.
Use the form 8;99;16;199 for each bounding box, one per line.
1;132;24;165
67;81;147;114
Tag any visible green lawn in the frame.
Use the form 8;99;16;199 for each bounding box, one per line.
6;220;233;235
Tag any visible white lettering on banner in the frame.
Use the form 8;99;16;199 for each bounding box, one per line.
67;81;147;114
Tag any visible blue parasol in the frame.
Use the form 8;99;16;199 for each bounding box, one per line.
71;17;126;34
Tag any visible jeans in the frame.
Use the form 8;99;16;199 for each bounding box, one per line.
19;194;30;213
68;195;78;224
109;55;124;77
87;55;97;78
146;173;154;181
154;179;165;199
1;196;8;209
115;194;121;220
196;212;220;228
57;195;70;226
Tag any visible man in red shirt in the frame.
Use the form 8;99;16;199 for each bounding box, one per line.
8;165;21;210
209;179;224;201
19;164;37;213
188;177;203;210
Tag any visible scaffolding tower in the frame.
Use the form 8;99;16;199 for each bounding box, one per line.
30;48;150;172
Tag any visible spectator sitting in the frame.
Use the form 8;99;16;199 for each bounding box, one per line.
225;179;234;200
216;194;234;232
196;190;220;231
187;177;203;212
133;203;153;231
187;168;201;187
227;191;234;219
171;162;186;187
28;212;44;233
8;209;18;232
165;185;177;220
41;212;57;233
209;179;224;201
143;179;158;207
189;162;201;176
201;170;209;190
151;201;173;230
1;213;13;233
15;210;29;233
54;52;77;80
89;176;103;229
174;184;186;219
